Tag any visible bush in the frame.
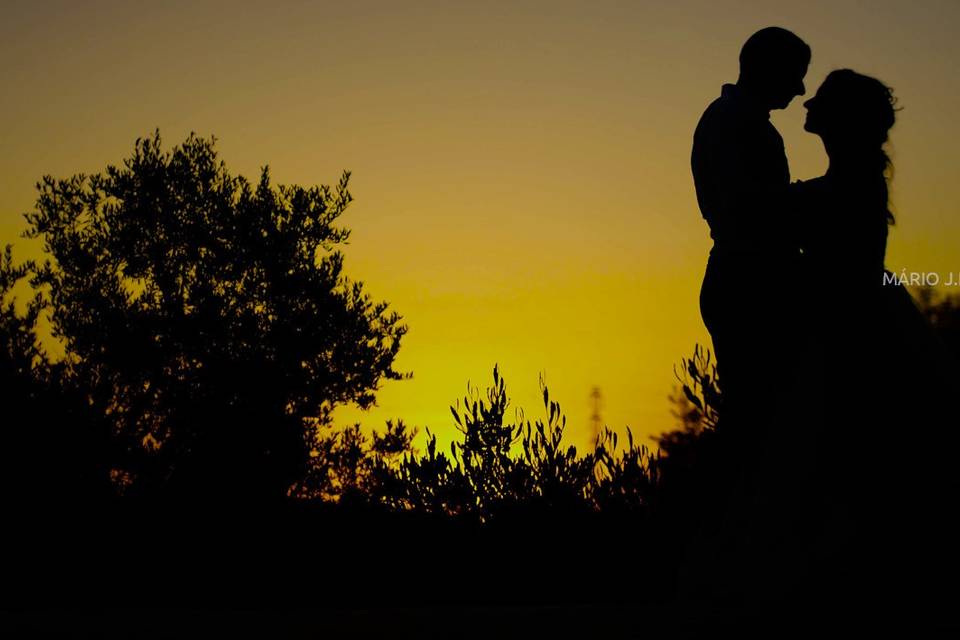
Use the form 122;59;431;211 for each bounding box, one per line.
301;364;662;525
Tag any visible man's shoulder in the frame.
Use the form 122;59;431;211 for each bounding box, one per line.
695;94;785;156
694;92;745;142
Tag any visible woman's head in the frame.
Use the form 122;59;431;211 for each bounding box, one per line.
805;69;899;223
804;69;898;154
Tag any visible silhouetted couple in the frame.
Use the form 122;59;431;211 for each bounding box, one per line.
685;26;959;629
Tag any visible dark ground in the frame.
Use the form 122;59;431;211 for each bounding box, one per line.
3;504;958;638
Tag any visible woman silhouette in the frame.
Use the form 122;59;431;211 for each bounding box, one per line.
792;69;903;509
766;68;960;625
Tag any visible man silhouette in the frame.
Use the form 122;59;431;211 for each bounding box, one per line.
692;27;810;462
678;26;812;611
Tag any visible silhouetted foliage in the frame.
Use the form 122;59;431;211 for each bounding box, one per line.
20;131;411;499
9;131;958;628
914;285;960;359
0;246;112;501
296;364;661;527
659;344;721;455
0;246;46;497
0;246;41;396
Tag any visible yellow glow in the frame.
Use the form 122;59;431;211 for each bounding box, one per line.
3;1;959;454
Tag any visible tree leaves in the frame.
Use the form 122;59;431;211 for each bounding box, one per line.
19;131;411;498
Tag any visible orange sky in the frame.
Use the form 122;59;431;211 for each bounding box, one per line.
3;1;959;453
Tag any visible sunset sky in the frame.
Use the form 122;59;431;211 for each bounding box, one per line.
3;0;959;453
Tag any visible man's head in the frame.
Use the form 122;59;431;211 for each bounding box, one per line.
738;27;811;110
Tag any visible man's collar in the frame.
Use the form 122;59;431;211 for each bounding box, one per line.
721;83;771;120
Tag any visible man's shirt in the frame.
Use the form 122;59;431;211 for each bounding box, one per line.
692;83;795;256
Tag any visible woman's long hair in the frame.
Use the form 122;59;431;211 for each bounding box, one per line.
819;69;900;224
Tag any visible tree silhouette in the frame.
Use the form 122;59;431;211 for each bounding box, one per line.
0;246;113;501
22;131;411;499
1;246;49;499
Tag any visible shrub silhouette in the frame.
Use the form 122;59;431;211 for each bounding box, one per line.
299;364;661;527
17;131;411;499
914;285;960;359
659;344;721;454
